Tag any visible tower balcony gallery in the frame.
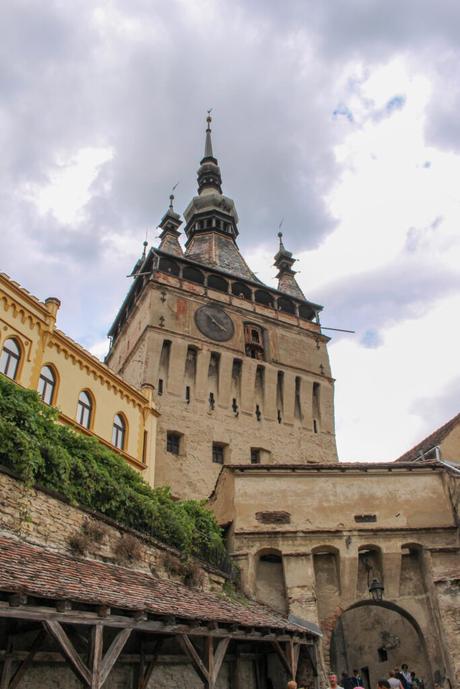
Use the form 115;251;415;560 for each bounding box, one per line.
106;116;338;500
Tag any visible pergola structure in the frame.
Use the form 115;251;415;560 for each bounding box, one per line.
0;535;320;689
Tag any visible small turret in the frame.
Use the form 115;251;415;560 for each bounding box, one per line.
158;192;183;257
274;232;306;300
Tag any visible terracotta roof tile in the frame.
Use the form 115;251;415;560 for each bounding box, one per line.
0;535;306;633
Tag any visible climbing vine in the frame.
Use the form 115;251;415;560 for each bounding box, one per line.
0;376;227;565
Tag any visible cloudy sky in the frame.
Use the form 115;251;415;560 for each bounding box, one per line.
2;0;460;461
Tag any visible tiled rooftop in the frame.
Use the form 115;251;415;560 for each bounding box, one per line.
0;534;308;633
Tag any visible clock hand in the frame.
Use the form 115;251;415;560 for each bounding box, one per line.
209;315;225;331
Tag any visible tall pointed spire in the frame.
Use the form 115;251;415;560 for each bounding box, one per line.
197;112;222;195
274;232;306;300
158;189;183;257
204;110;214;158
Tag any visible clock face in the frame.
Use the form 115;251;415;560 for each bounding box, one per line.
195;305;234;342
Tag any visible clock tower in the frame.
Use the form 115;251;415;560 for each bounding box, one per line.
106;116;338;499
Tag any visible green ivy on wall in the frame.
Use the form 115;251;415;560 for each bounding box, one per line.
0;375;227;566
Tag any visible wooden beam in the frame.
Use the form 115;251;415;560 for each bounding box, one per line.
0;635;13;689
211;637;230;687
99;627;132;688
138;638;163;689
206;636;214;688
305;645;318;677
7;595;27;609
270;641;291;677
177;635;209;684
0;602;314;646
9;629;47;689
287;640;300;679
89;624;103;689
43;620;91;686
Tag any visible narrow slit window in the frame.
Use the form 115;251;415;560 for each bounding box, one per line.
212;443;225;464
167;432;181;455
251;448;261;464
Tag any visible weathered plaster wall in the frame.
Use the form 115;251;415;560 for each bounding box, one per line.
107;278;337;499
210;465;460;689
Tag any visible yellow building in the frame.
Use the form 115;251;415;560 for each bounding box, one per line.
0;272;158;485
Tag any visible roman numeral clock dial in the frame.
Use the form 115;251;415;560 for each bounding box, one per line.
195;305;234;342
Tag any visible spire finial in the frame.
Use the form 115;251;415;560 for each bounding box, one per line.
169;182;179;210
204;109;214;158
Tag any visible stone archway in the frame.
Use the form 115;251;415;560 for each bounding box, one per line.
329;600;432;689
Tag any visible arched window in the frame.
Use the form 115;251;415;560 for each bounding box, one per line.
0;338;21;380
76;390;93;429
183;266;205;285
231;281;252;300
158;257;180;276
278;297;296;314
38;365;56;405
112;414;126;450
207;274;228;293
254;290;274;308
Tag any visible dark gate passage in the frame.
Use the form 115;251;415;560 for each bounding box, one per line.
330;602;431;689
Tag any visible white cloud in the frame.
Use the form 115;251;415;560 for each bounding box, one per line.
2;0;460;462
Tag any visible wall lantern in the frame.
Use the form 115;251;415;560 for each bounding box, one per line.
369;577;384;601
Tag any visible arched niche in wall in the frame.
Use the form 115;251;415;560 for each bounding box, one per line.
357;544;384;598
400;543;425;597
254;549;288;615
312;546;341;622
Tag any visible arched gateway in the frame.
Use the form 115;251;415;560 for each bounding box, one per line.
330;601;431;689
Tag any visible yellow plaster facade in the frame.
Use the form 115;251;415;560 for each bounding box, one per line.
0;273;158;484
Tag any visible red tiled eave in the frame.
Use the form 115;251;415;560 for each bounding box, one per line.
0;535;309;634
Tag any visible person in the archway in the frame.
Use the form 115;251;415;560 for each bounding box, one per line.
401;665;412;689
352;669;363;687
328;674;344;689
388;671;404;689
394;667;409;689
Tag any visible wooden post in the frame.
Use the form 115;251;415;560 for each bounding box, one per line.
9;629;47;689
0;635;13;689
89;624;103;689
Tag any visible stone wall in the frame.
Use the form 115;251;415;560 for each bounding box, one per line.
0;469;284;689
210;464;460;689
0;468;225;592
106;277;337;499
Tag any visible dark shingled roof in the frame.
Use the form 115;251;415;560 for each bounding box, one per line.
0;535;312;633
396;412;460;463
